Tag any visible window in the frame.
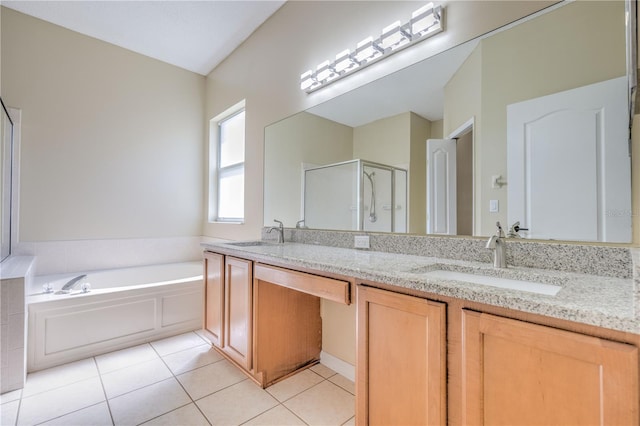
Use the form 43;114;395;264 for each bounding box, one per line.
210;103;245;222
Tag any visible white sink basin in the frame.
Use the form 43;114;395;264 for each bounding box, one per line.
423;269;561;296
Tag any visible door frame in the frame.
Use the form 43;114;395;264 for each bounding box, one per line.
447;117;476;236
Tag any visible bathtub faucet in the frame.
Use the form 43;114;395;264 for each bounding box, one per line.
60;274;87;292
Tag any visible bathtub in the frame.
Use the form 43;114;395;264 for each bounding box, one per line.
27;261;204;372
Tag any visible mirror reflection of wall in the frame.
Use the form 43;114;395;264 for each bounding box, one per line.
264;0;633;243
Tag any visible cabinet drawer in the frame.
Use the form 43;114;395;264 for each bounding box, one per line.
254;264;350;305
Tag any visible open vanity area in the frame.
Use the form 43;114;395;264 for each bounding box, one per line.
202;238;640;425
202;248;352;388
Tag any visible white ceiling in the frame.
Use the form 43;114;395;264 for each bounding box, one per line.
3;0;286;75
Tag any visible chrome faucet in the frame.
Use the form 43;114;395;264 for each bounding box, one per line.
507;221;529;238
486;222;507;268
267;219;285;243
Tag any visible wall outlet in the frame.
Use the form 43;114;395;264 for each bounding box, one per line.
354;235;370;249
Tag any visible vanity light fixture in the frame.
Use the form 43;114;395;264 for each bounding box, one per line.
411;3;442;38
316;60;337;82
334;49;358;73
300;70;319;92
300;2;443;93
379;21;411;51
354;36;384;63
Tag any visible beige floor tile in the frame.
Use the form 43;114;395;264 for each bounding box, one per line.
266;369;324;402
284;381;355;426
1;400;20;426
39;402;113;426
0;388;22;404
161;343;223;375
109;378;190;426
193;329;211;343
242;405;307;426
197;380;278;425
328;374;355;395
150;331;206;356
141;403;209;426
22;358;99;397
342;416;355;425
18;376;106;426
309;363;336;379
95;343;158;374
101;358;173;398
176;359;246;400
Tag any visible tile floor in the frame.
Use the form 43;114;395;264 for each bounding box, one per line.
1;331;355;426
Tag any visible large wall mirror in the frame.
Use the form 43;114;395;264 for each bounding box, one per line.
265;0;636;243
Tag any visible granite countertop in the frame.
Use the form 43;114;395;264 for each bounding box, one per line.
202;241;639;335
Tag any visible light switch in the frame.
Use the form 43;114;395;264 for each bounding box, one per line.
489;199;499;213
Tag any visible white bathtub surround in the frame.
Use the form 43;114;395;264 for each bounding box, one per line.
0;255;35;393
15;236;203;276
27;261;204;372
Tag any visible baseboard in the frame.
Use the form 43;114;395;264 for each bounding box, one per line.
320;350;355;382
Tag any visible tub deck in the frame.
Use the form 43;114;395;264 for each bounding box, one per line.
27;262;203;372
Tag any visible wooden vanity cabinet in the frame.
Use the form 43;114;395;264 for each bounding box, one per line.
356;285;446;425
222;256;253;371
202;252;253;371
461;310;639;425
203;251;224;347
357;284;639;425
203;251;337;388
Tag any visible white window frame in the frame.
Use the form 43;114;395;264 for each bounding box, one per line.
209;100;246;223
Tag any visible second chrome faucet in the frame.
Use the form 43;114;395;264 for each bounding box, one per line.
486;221;507;268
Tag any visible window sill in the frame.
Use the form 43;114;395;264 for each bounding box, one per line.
209;221;245;225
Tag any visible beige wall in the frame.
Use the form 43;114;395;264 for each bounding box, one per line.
203;0;555;241
353;113;411;166
456;131;474;235
321;300;357;365
1;8;205;241
409;113;431;234
264;112;353;227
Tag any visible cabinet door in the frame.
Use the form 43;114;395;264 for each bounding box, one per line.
223;256;253;371
357;286;446;425
462;310;639;425
203;251;224;347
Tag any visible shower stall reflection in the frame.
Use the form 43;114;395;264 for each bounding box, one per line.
304;159;407;232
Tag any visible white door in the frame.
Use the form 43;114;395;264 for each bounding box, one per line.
507;76;631;242
427;139;457;235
